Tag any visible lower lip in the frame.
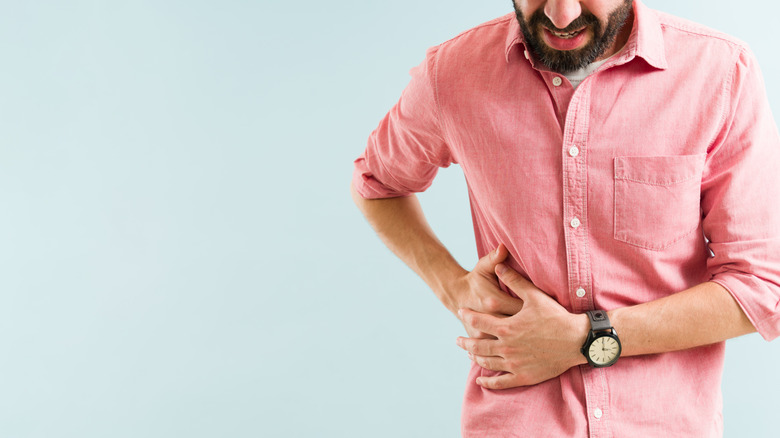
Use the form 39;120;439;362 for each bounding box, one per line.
542;28;588;51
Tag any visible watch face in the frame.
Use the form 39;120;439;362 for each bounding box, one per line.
588;335;621;366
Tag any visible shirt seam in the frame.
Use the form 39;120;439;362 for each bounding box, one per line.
657;21;749;52
582;92;595;313
435;14;513;50
429;46;451;158
714;48;742;154
614;175;698;186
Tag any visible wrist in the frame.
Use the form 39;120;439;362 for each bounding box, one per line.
580;310;623;367
438;267;470;314
569;312;590;366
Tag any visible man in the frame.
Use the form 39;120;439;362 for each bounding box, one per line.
351;0;780;436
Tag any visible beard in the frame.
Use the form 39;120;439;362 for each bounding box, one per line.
512;1;633;73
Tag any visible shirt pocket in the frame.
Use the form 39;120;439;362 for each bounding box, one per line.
614;154;706;251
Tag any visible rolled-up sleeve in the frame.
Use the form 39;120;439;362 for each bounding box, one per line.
352;47;453;199
701;47;780;340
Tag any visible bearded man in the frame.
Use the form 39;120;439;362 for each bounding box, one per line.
351;1;780;436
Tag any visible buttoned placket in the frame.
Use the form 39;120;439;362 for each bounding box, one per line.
560;77;611;438
546;72;571;128
556;77;592;314
526;49;624;437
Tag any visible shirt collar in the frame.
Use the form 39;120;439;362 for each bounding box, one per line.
504;0;668;70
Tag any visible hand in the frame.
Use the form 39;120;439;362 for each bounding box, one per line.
443;244;524;339
456;263;589;389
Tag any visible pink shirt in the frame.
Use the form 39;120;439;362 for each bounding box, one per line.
352;1;780;436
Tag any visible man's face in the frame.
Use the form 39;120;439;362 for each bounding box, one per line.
512;0;633;73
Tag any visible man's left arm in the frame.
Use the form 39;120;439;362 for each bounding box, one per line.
457;269;754;389
458;47;780;390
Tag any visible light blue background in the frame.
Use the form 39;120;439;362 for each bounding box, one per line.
0;1;777;437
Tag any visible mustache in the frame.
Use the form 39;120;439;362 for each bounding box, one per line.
528;9;600;33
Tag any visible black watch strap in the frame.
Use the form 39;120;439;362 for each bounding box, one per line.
585;310;612;332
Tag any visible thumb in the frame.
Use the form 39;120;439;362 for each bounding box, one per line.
495;263;531;301
473;244;508;277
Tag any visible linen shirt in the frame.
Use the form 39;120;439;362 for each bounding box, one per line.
352;1;780;436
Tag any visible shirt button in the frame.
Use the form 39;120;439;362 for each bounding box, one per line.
569;146;580;157
576;288;586;298
570;218;581;229
594;408;603;419
552;77;563;87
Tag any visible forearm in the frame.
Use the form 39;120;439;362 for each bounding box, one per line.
608;281;756;358
458;265;761;388
350;183;466;308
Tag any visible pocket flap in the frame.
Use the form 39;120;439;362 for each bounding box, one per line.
614;154;706;186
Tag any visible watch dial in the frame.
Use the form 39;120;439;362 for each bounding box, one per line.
588;336;620;365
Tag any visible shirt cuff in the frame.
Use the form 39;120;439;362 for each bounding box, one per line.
351;155;411;199
711;275;780;341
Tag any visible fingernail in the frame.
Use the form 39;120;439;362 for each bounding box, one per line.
458;309;463;317
496;263;507;275
468;352;474;360
494;246;501;256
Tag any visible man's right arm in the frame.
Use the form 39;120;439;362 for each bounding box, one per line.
350;182;523;324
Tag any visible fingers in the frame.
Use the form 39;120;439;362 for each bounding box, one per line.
473;244;508;277
464;243;525;316
476;293;521;316
476;373;522;390
470;354;504;372
456;336;500;357
459;308;504;337
463;326;497;340
495;263;532;301
491;294;523;316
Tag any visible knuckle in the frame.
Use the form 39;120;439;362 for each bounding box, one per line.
483;297;500;313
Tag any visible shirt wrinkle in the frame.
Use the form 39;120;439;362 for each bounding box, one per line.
352;0;780;436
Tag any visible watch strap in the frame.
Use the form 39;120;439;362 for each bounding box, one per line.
585;310;612;332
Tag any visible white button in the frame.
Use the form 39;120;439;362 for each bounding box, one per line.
576;288;586;298
570;218;581;229
569;146;580;157
552;77;563;86
594;408;603;419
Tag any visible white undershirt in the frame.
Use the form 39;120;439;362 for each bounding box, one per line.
563;57;610;89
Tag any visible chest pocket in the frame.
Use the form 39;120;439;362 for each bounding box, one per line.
614;154;706;251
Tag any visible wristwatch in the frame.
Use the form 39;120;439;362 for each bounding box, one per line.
581;310;621;368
